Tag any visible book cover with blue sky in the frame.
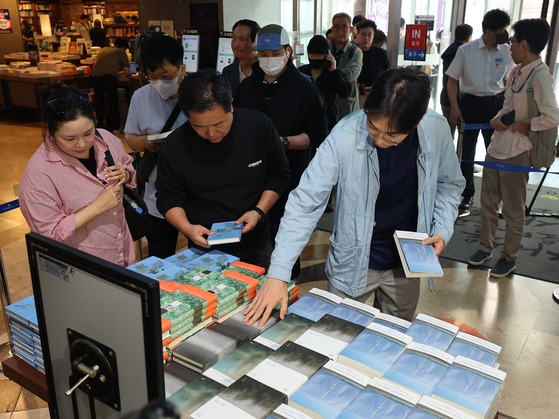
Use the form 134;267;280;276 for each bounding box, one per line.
405;315;458;352
208;221;243;245
330;305;374;327
183;249;240;272
164;247;205;268
287;294;337;322
127;256;174;275
5;295;38;327
399;239;444;276
337;385;416;419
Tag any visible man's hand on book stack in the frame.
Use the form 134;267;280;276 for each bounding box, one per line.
243;277;288;327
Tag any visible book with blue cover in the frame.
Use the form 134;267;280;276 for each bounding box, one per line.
183;249;240;272
407;396;477;419
150;265;188;282
165;247;205;268
203;341;275;387
127;256;174;275
254;313;315;350
446;332;501;367
431;356;506;419
191;375;287;419
208;221;243;245
287;288;342;322
288;361;370;419
338;322;413;378
5;295;38;328
329;299;379;327
370;312;412;334
394;231;444;277
382;342;455;396
337;377;420;419
167;375;226;417
405;314;459;352
294;314;365;360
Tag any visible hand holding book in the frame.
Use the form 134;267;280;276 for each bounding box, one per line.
420;233;446;255
235;210;259;234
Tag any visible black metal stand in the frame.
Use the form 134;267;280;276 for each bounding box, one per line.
525;170;559;218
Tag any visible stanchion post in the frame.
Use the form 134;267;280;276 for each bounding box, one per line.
456;121;465;160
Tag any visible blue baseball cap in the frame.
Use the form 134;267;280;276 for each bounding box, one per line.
254;24;290;51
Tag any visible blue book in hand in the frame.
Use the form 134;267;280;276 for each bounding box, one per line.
394;231;444;277
208;221;243;245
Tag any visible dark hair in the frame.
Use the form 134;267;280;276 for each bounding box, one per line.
357;19;377;33
352;15;365;26
80;14;89;21
93;19;102;28
455;24;473;42
141;34;183;73
232;19;261;43
373;30;387;46
512;18;550;54
114;37;128;49
332;12;351;26
22;20;30;30
39;81;94;135
178;69;232;116
482;9;511;33
400;18;406;28
363;68;431;134
326;28;332;37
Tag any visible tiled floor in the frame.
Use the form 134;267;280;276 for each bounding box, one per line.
1;112;558;418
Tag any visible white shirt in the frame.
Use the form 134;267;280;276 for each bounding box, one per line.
446;36;512;96
489;58;559;160
124;84;188;218
238;61;251;83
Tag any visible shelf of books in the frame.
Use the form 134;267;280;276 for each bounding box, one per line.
17;1;58;35
104;24;140;39
3;247;509;418
82;2;105;20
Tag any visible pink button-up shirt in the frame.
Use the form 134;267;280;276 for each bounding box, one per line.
20;129;137;267
489;58;559;160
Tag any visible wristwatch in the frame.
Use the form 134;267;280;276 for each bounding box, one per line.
253;206;265;222
282;136;290;149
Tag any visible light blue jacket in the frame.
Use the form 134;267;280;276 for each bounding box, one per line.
268;109;465;296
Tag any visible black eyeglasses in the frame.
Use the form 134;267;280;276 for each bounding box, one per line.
47;92;90;114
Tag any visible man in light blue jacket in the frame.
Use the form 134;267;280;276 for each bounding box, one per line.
245;68;465;325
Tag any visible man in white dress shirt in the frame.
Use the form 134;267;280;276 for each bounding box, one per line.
446;9;512;211
467;18;559;278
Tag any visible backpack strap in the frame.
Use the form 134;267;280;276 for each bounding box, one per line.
526;64;546;119
348;43;358;60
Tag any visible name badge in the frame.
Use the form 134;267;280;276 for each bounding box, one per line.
495;58;504;62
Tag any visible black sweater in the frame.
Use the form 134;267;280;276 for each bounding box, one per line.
234;60;328;191
155;108;290;244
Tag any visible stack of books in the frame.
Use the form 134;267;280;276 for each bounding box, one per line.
287;288;343;321
405;314;460;351
408;395;476;419
432;356;506;419
5;296;44;373
254;313;315;350
370;312;412;333
127;256;174;277
446;332;502;367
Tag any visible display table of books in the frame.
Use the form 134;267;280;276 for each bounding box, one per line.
3;250;508;419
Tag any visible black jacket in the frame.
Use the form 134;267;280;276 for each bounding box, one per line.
234;60;328;190
222;61;241;96
440;41;463;107
299;64;351;131
357;46;390;88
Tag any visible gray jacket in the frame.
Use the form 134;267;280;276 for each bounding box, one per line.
330;39;363;120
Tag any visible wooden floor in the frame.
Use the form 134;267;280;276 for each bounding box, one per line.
0;112;558;418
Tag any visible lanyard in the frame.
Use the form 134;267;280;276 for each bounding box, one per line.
511;62;543;93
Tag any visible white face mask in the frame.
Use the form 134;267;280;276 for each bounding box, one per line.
151;74;180;100
259;50;289;77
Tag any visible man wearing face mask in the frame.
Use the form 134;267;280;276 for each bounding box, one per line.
125;35;189;258
299;35;351;131
91;38;130;132
234;24;328;278
446;9;512;212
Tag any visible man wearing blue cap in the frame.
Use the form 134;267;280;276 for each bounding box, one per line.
234;24;328;278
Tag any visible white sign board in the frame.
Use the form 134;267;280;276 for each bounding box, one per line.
216;36;234;73
161;20;174;36
415;15;435;31
182;34;200;73
39;14;52;37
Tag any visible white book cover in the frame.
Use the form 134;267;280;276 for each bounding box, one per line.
203;368;236;387
407;342;456;365
294;329;348;360
190;396;256;419
247;359;308;396
309;288;344;304
322;360;371;387
270;404;313;419
147;130;174;143
340;298;380;316
366;323;414;345
453;356;507;382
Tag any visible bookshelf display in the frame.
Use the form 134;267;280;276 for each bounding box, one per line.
17;1;58;35
104;23;140;40
82;2;106;20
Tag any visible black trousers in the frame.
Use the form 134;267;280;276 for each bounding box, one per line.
92;74;120;132
458;93;504;199
146;215;179;259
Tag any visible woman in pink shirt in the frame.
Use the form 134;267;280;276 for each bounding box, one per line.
20;82;137;267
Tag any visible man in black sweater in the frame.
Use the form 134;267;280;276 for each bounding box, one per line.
233;24;328;276
156;69;290;269
299;35;351;131
439;24;473;137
